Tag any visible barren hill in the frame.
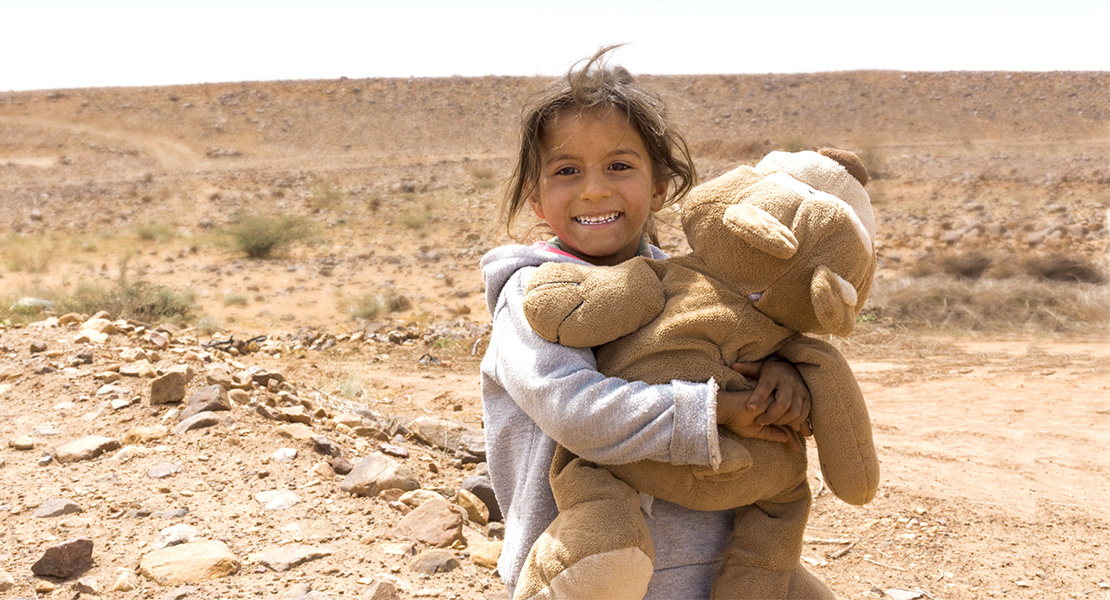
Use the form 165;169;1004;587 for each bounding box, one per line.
0;71;1108;599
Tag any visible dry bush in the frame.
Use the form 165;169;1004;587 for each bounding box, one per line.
134;222;178;243
1;236;53;273
1023;253;1107;284
866;276;1109;333
307;180;344;210
342;291;412;321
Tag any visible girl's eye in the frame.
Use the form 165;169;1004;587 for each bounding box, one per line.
609;162;631;171
554;166;578;176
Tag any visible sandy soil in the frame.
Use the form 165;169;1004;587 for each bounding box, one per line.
0;71;1108;599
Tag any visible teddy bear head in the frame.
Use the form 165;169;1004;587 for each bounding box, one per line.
681;148;876;336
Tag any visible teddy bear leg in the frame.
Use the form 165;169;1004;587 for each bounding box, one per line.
709;482;813;600
513;446;655;600
785;564;837;599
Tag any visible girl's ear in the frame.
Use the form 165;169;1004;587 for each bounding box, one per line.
650;179;668;211
528;189;546;219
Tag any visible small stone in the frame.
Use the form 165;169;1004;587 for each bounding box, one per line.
360;581;401;600
341;453;421;497
30;340;48;353
32;537;94;578
399;489;443;508
9;435;35;450
311;435;341;457
147;462;182;479
123;424;169;444
461;474;501;522
180;385;230;420
272;447;298;462
75;576;101;594
172;411;221;435
151;524;200;551
257;544;333;572
55;435;121;463
255;489;301;511
112;568;139;591
469;541;502;569
227;388;250;404
379;442;409;458
150;372;186;404
392;498;467;548
408;548;460;574
277;423;315;440
34;498;83;518
0;569;14;591
139;540;239;584
456;488;489;525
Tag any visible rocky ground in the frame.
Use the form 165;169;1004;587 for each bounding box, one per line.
0;70;1108;599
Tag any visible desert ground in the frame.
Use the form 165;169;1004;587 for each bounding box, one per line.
0;70;1107;599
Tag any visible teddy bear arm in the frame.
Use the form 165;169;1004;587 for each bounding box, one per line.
523;258;667;347
774;336;880;505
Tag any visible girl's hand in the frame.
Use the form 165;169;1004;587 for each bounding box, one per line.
717;390;803;452
732;359;813;437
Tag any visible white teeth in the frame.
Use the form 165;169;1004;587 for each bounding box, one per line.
575;212;620;225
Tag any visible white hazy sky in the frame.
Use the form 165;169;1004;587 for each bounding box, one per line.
4;0;1108;92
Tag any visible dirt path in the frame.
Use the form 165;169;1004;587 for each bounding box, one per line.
856;340;1110;518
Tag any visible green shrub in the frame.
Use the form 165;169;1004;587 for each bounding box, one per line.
230;214;316;258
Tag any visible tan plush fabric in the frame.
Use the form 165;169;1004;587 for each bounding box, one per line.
515;149;880;600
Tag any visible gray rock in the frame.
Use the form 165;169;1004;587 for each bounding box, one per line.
153;507;189;519
33;498;83;518
255;490;301;511
150;372;186;405
32;538;94;578
340;453;420;497
408;548;460;574
172;411;221;435
55;435;120;463
258;544;332;572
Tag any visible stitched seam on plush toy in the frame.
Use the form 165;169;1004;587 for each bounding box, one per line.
555;301;585;345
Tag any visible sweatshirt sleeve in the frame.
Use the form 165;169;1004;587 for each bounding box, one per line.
487;266;721;468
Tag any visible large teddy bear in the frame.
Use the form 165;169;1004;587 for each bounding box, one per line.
515;148;880;599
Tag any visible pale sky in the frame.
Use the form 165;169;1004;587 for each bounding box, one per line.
3;0;1108;92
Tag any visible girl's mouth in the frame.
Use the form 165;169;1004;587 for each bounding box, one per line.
574;212;621;225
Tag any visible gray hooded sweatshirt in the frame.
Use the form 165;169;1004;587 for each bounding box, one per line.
480;241;732;598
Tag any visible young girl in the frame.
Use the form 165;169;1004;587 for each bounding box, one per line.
480;48;812;598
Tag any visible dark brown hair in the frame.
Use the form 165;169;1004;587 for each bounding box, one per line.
501;45;696;243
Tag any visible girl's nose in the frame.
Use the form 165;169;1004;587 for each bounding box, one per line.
580;172;611;202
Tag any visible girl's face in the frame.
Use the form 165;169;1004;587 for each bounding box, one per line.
529;108;668;266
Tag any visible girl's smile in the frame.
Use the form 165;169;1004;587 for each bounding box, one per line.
528;108;667;266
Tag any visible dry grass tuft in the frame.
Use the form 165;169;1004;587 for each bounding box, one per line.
341;290;413;321
866;276;1109;333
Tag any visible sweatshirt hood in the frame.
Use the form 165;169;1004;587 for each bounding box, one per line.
480;243;585;317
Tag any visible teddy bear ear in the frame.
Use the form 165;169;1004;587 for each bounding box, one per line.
811;265;859;336
722;203;798;259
